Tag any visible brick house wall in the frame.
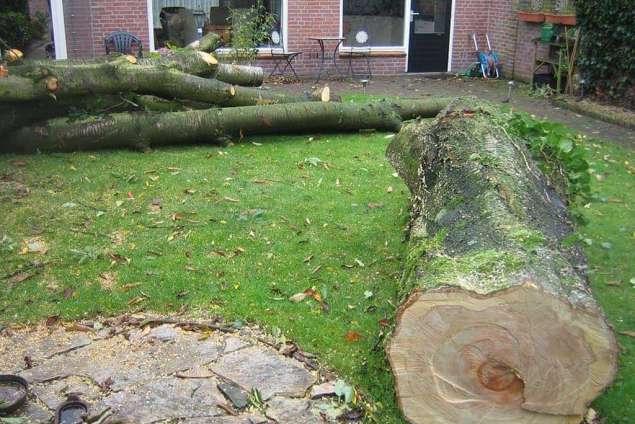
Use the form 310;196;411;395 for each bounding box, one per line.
89;0;150;57
52;0;542;81
448;0;543;82
513;21;545;81
255;0;405;77
61;0;150;59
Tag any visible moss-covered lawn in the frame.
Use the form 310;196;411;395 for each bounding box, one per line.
1;121;633;422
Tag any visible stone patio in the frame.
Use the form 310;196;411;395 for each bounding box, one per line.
0;317;349;423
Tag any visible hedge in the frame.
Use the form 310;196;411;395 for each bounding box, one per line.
576;0;635;106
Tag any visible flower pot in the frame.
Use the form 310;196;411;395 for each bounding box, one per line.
518;11;545;23
545;13;577;25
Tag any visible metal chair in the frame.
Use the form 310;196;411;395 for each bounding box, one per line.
344;29;372;80
268;30;301;79
104;32;143;57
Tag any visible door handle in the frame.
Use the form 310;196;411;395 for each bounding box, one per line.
410;11;420;22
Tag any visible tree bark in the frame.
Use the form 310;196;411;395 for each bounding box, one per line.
10;50;220;78
0;58;314;106
386;98;617;424
2;98;450;153
186;32;222;53
215;63;264;87
0;95;213;134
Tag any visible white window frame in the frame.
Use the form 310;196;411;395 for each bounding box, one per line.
339;0;409;53
50;0;68;60
146;0;287;54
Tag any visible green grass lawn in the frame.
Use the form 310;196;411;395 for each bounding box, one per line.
1;124;633;422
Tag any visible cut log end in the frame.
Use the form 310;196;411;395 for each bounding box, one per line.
388;285;617;424
197;51;218;66
46;76;58;92
6;49;24;62
321;86;330;102
125;55;138;64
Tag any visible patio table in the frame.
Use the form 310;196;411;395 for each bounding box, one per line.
308;36;346;83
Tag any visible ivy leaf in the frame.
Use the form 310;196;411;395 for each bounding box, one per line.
558;139;574;153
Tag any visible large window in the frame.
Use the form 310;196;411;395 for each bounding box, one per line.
211;0;281;47
342;0;405;48
152;0;282;48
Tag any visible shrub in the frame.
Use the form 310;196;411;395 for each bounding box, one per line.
0;11;35;50
576;0;635;107
228;0;274;64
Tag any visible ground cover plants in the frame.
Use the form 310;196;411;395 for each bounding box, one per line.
0;104;633;422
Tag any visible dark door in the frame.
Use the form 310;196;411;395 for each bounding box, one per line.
407;0;452;72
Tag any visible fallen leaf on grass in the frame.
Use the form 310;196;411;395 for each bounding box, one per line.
345;331;361;343
63;287;75;299
128;295;147;306
109;230;126;246
224;196;240;203
289;292;308;303
184;188;196;195
20;237;48;255
6;271;35;285
98;272;116;290
619;331;635;337
378;318;391;327
46;315;60;326
10;159;27;167
108;252;131;265
289;288;322;303
120;283;141;292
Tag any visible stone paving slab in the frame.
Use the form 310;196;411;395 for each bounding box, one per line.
210;346;316;400
0;317;350;423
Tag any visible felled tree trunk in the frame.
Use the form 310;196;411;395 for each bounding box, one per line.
0;95;214;134
11;50;264;86
11;50;219;78
0;57;313;106
215;63;264;87
3;98;450;153
386;98;617;424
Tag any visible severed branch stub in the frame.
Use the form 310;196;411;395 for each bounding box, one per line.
386;98;617;424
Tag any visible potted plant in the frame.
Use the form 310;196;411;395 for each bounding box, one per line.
518;0;545;23
545;0;577;26
226;0;274;65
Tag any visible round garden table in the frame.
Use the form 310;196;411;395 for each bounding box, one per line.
308;36;346;83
